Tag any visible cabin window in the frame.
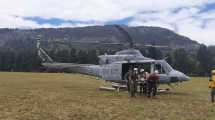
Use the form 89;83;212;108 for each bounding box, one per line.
155;64;165;74
105;59;109;64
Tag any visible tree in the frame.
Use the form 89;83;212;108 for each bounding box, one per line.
55;50;70;62
77;50;88;64
208;46;215;70
171;49;196;74
146;47;163;59
86;49;99;64
196;45;213;76
69;48;78;63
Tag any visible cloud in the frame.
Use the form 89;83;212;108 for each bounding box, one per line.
0;15;39;28
0;0;212;21
128;3;215;45
0;0;214;45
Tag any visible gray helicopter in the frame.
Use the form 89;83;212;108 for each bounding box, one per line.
37;25;190;86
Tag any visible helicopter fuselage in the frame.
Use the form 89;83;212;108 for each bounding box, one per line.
42;57;190;85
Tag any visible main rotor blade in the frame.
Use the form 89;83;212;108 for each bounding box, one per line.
114;25;134;48
39;40;125;46
143;44;169;48
36;34;169;49
39;39;168;48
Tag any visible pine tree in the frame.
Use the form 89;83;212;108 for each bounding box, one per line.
197;45;211;76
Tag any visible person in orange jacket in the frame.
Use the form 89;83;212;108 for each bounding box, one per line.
209;70;215;103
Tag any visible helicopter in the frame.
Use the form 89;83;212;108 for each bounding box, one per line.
36;25;190;87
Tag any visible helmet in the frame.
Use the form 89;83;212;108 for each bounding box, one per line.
155;70;159;74
140;69;145;72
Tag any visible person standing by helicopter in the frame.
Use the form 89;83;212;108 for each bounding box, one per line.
129;68;139;97
209;70;215;103
144;70;150;93
125;68;133;92
147;70;159;98
139;69;146;95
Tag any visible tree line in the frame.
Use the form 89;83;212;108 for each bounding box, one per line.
146;45;215;76
0;45;214;76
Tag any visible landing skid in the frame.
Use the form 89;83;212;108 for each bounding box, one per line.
99;87;116;91
99;82;172;93
157;88;170;93
99;82;127;92
99;86;171;93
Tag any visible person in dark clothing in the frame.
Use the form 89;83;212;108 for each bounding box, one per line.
129;68;139;97
125;69;133;92
147;70;159;98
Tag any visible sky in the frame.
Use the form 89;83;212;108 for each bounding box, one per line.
0;0;215;45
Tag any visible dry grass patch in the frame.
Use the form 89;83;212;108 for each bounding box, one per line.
0;72;214;120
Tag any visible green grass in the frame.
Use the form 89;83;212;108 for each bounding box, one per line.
0;72;214;120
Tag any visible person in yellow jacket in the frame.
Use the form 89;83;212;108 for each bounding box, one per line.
209;70;215;103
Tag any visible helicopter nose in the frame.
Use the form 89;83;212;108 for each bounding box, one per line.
183;75;191;81
178;72;191;82
169;70;190;82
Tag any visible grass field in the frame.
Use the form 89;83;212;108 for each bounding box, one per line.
0;72;214;120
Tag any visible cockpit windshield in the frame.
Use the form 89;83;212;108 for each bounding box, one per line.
161;60;173;73
155;60;173;74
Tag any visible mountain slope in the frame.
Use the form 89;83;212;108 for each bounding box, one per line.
0;25;199;51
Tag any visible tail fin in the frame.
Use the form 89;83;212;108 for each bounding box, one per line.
36;36;54;63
